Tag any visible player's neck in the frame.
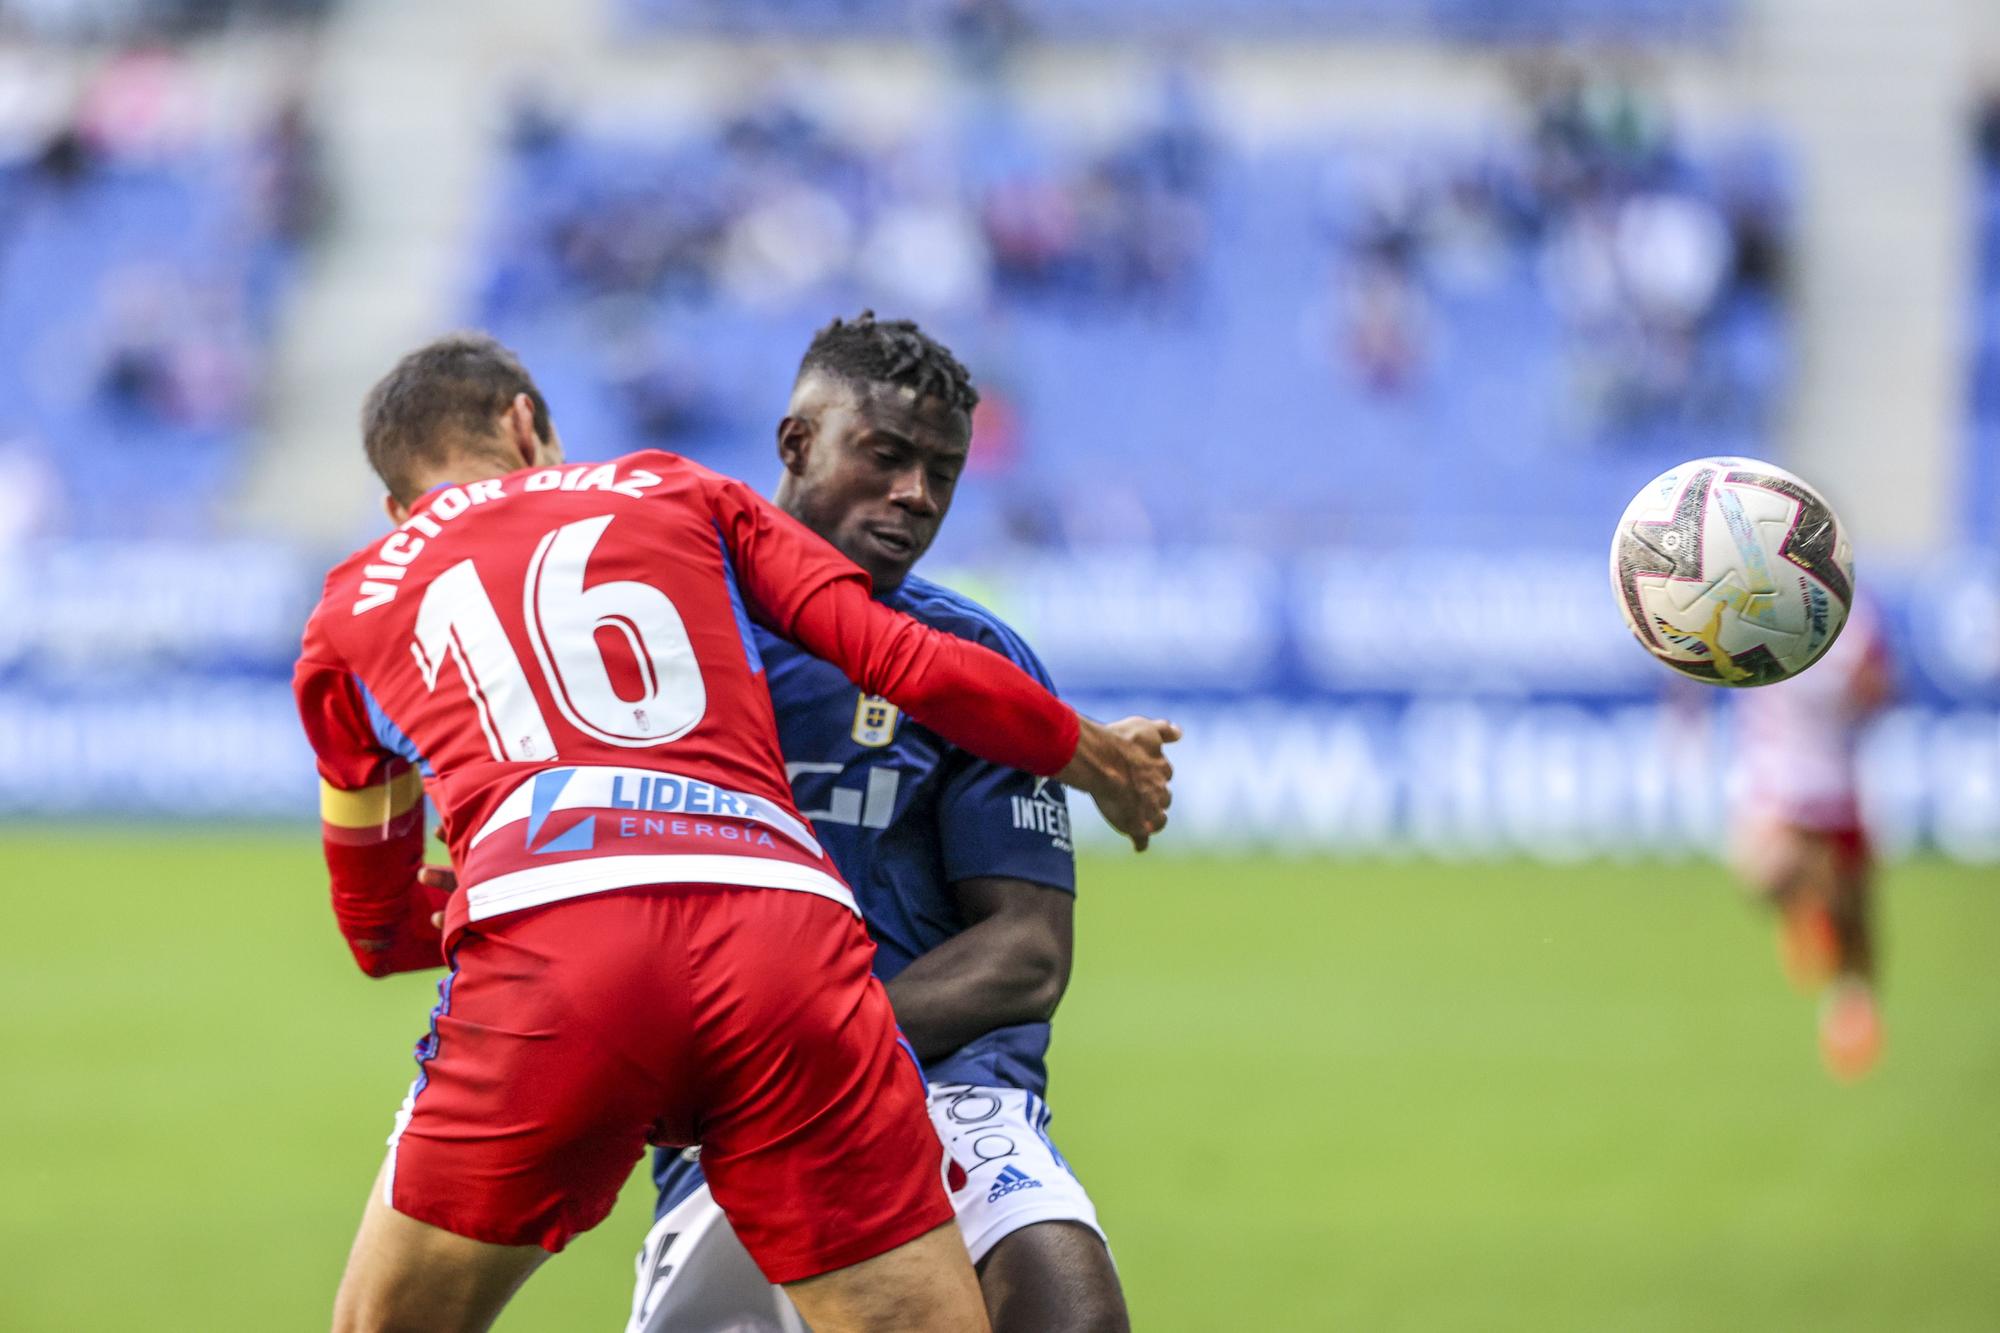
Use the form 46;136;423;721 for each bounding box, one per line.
408;455;518;498
773;483;807;527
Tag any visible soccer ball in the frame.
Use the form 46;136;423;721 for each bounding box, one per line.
1609;457;1854;687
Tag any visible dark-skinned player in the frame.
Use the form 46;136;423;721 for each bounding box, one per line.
629;313;1132;1333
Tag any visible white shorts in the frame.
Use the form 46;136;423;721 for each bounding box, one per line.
627;1083;1103;1333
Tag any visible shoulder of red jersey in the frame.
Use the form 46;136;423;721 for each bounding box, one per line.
306;451;729;628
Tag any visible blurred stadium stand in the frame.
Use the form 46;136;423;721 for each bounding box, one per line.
614;0;1736;45
473;74;1788;557
0;33;322;543
4;0;2000;862
0;0;332;41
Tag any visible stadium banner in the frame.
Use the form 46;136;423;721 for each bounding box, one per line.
3;542;1996;859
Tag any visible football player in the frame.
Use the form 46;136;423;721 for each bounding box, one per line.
1729;597;1893;1080
629;314;1128;1333
293;333;1179;1332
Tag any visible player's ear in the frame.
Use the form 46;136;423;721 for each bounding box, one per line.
776;414;813;476
383;492;410;526
505;393;541;468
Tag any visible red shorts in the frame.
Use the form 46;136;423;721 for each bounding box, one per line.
383;885;954;1283
1824;824;1871;870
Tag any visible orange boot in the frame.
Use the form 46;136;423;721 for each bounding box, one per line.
1820;978;1883;1083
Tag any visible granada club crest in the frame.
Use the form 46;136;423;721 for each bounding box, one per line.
852;694;900;748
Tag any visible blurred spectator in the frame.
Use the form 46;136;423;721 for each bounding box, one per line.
93;266;255;432
1327;159;1434;394
75;45;202;156
1980;95;2000;167
980;119;1211;313
1341;258;1430;395
982;175;1080;294
0;44;68;160
966;384;1023;479
32;122;93;186
946;0;1028;77
508;88;569;159
1541;186;1734;423
0;437;59;560
858;188;989;314
717;180;855;306
1616;192;1731;329
251;97;331;248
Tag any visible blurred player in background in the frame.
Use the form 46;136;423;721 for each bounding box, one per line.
293;334;1178;1332
1729;597;1894;1081
629;313;1129;1333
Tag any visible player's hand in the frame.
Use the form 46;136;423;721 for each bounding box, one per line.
1058;715;1181;851
419;864;456;930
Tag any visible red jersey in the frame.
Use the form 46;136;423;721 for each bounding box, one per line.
1734;597;1891;832
294;450;1078;974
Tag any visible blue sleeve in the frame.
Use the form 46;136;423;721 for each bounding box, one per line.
651;1147;706;1221
935;621;1078;894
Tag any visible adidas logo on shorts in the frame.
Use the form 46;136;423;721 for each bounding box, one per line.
986;1165;1043;1203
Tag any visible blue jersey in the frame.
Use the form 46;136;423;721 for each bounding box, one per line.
653;573;1076;1216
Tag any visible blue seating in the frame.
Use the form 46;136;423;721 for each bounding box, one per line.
0;143;300;537
616;0;1736;42
472;111;1789;559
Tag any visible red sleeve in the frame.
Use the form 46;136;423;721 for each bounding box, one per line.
703;469;873;635
293;635;447;978
707;475;1080;776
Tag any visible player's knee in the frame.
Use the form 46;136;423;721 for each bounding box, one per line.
989;1286;1129;1333
980;1223;1128;1333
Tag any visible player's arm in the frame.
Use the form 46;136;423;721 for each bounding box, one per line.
885;876;1073;1062
292;653;450;977
792;580;1180;845
708;475;1179;848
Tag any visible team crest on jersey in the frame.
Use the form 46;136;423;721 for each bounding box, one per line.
852;694;900;748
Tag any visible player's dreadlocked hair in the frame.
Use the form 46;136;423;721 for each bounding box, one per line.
796;311;979;415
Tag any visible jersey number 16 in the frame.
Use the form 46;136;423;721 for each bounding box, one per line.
411;514;707;761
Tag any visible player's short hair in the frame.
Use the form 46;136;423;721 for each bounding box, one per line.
796;311;979;416
362;332;552;502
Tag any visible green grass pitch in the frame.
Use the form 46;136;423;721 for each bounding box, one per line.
3;828;1996;1330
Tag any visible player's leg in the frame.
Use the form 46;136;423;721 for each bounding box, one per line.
338;893;698;1329
1819;830;1883;1080
333;1156;546;1333
626;1175;982;1333
628;1180;803;1333
782;1221;988;1333
1777;832;1841;991
1824;829;1876;983
630;1068;1121;1332
689;887;986;1332
1732;813;1838;989
976;1221;1128;1333
930;1085;1124;1333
